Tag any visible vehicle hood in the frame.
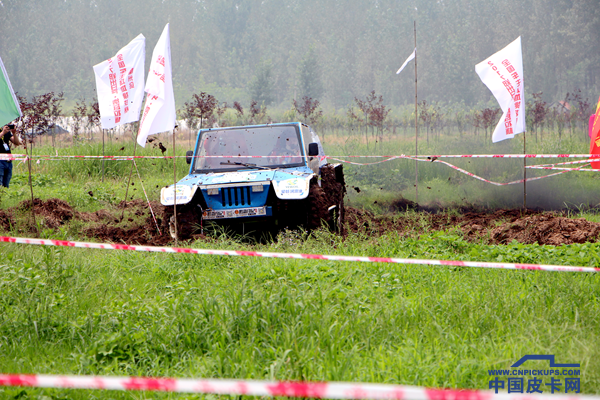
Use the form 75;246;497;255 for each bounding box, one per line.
161;167;316;205
176;167;314;186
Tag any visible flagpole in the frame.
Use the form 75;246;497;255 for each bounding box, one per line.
121;139;137;221
523;132;527;210
102;129;105;182
20;120;37;232
414;21;418;205
172;128;178;241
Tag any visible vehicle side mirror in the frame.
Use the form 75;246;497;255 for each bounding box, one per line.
186;150;193;164
308;143;319;156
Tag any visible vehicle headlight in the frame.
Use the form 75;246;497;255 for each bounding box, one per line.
207;188;219;195
252;185;264;192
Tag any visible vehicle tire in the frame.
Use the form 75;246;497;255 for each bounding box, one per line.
319;164;346;234
274;197;307;231
161;204;199;240
306;179;329;231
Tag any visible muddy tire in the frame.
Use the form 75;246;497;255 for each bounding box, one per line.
306;164;346;233
161;204;200;240
306;180;329;230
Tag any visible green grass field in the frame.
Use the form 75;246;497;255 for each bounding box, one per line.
0;130;599;398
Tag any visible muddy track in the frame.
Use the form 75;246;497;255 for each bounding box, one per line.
1;197;599;246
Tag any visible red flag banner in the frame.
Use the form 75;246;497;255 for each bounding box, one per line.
590;96;600;169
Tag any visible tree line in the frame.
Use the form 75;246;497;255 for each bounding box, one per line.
1;0;598;110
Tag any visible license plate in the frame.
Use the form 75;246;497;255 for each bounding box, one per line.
203;207;267;220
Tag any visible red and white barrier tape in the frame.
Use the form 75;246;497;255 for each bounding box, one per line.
329;156;402;166
15;152;600;186
386;156;580;186
0;236;596;273
18;153;600;160
331;155;595;180
421;154;600;159
526;166;600;172
431;159;580;186
533;159;594;167
0;154;27;161
0;374;597;399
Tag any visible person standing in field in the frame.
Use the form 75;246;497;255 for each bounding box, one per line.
0;124;22;188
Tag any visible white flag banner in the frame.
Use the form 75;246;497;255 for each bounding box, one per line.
396;48;416;75
93;34;145;130
137;23;176;147
475;37;525;143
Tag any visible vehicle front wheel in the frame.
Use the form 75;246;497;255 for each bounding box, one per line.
161;204;200;240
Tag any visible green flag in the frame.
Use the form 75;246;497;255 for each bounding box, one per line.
0;55;22;127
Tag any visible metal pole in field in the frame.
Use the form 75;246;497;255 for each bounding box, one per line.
414;21;419;205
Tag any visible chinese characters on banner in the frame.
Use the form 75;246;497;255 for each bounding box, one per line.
137;23;176;147
489;377;580;394
475;37;525;143
93;34;145;130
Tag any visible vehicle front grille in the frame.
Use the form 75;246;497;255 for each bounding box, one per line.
221;186;252;207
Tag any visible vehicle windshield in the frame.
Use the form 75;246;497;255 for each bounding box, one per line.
193;125;304;172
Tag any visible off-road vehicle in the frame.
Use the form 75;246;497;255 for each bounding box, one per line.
161;122;345;239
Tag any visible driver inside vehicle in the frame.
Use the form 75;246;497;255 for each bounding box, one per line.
268;131;301;165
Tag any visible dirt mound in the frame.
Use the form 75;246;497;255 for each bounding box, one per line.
18;198;74;229
489;214;600;245
8;197;170;245
82;201;171;246
77;209;114;223
0;209;14;231
345;206;600;246
83;215;171;246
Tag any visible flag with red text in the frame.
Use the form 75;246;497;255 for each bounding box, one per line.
475;37;525;143
137;23;176;147
93;34;145;129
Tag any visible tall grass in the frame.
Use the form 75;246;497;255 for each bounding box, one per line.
0;129;599;398
0;229;599;398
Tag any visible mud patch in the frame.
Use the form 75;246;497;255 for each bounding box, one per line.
490;214;600;245
2;196;599;247
18;198;74;229
83;214;171;246
345;206;600;246
0;209;14;231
